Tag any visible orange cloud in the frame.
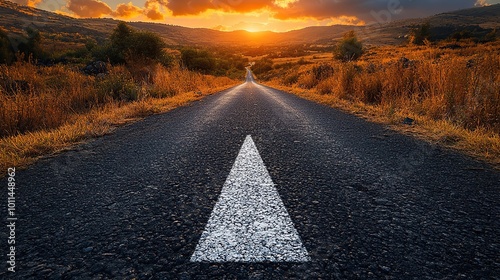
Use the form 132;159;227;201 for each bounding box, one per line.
144;0;165;20
164;0;213;16
145;0;168;8
113;2;143;18
145;7;164;20
67;0;113;18
160;0;479;26
271;0;478;22
328;16;365;26
475;0;491;6
10;0;43;7
64;0;165;20
163;0;277;16
216;0;276;13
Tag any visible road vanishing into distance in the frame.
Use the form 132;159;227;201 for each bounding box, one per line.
2;71;499;279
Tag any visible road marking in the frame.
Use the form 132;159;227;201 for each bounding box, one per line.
191;135;310;262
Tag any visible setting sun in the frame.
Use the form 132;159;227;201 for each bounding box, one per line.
244;27;261;33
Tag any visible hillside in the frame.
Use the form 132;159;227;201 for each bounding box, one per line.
0;0;499;47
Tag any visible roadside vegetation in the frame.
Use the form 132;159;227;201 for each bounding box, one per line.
0;23;243;173
254;31;500;166
1;19;499;172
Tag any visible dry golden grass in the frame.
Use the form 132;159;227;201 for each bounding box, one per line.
0;61;239;175
263;41;500;168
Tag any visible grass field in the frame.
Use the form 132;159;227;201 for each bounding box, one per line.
0;60;239;174
257;41;500;167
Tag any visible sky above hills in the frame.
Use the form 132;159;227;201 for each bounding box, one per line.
9;0;500;32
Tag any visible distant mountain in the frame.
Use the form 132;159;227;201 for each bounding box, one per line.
0;0;499;47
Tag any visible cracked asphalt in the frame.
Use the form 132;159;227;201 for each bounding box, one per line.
1;71;499;279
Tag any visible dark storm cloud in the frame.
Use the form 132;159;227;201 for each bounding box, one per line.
162;0;480;22
272;0;478;22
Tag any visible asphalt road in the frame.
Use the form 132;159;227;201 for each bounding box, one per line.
1;71;499;279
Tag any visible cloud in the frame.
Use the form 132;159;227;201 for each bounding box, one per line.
164;0;214;16
113;2;143;18
145;0;168;8
53;0;493;26
159;0;484;25
143;0;166;20
66;0;113;18
163;0;278;16
328;16;365;26
271;0;479;22
474;0;500;6
274;0;299;9
145;6;164;20
10;0;43;7
64;0;165;20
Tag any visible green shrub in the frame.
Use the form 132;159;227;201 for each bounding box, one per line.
104;22;167;65
97;70;138;101
180;48;216;74
127;31;165;61
335;31;363;61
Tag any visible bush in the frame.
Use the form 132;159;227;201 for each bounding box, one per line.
252;57;273;75
312;63;335;80
483;28;497;43
104;22;169;65
283;72;299;86
0;28;14;64
335;31;363;61
96;68;138;101
17;27;44;60
409;22;431;45
180;48;216;74
127;31;165;61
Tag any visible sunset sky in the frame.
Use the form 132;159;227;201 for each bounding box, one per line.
11;0;500;32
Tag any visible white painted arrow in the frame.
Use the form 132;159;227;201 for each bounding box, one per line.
191;135;310;262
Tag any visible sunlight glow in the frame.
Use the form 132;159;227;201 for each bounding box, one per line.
244;27;261;33
273;0;299;8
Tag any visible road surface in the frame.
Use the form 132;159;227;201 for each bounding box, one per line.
1;71;499;279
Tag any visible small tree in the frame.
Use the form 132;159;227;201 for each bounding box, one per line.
130;31;165;61
108;22;135;63
17;27;44;60
409;22;431;45
110;22;134;51
0;28;14;64
106;22;167;64
335;31;363;61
